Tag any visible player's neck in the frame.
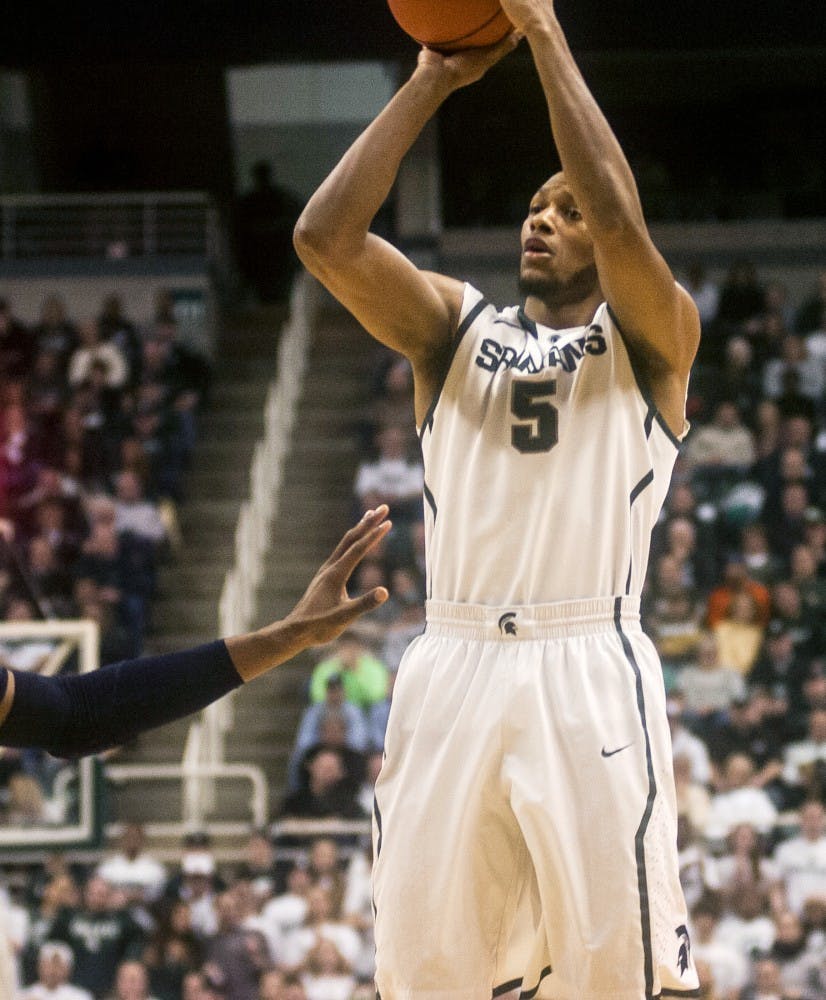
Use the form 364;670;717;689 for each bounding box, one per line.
523;288;604;330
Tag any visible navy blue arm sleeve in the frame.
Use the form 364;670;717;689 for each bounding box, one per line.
0;641;243;757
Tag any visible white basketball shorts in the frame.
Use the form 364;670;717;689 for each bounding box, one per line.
372;597;699;1000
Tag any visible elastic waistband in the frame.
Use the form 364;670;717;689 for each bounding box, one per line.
425;596;640;641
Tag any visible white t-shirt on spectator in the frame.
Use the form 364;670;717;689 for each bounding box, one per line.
714;912;775;960
773;834;826;915
259;893;308;965
21;985;94;1000
301;973;356;1000
691;939;749;996
704;787;778;841
96;852;168;902
670;725;713;786
354;458;423;503
782;738;826;788
280;922;361;972
114;500;167;544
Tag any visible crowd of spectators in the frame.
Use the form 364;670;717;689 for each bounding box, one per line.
2;259;826;1000
0;289;211;826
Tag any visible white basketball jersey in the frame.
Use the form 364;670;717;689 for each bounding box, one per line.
419;284;685;606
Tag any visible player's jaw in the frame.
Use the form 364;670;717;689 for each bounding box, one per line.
519;255;599;309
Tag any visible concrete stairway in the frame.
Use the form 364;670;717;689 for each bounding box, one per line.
107;304;288;824
107;296;377;833
224;303;376;816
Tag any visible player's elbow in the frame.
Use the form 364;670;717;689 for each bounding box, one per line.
293;212;337;274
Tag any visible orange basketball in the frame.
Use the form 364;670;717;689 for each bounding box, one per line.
386;0;513;52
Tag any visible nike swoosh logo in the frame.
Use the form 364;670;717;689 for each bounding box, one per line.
601;743;633;758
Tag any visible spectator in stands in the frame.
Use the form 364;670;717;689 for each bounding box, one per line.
770;580;817;655
795;269;826;336
674;755;712;837
259;862;312;966
740;523;784;587
790;543;826;624
25;535;75;617
702;336;764;423
278;885;360;976
308;632;388;710
33;296;77;368
95;823;167;905
289;674;369;790
667;695;713;787
379;569;425;674
773;800;826;918
0;298;35;380
717;259;765;331
683;260;720;328
684;400;757;473
306;839;347;919
300;937;356;1000
713;822;782;911
234;159;302;304
234;830;278;903
165;836;224;941
293;708;367;794
21;940;92;1000
712;591;766;678
280;746;363;821
68;321;129;392
782;708;826;807
27;350;70;445
763;334;825;409
107;959;159;1000
705;752;778;845
714;883;776;963
204;890;268;1000
749;622;811;729
705;689;786;794
676;631;747;734
1;403;43;517
764;908;825;999
48;875;146;999
97;296;141;385
707;555;772;629
142;900;202;1000
647;586;704;681
353;425;423;523
112;471;166;549
690;894;750;1000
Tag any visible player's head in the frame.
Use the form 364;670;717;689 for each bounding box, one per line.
519;172;599;307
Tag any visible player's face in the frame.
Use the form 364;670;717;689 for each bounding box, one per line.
519;174;598;304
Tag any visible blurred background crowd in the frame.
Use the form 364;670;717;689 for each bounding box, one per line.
1;255;826;998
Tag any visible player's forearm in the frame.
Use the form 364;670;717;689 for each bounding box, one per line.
294;66;452;257
224;618;311;682
525;12;646;236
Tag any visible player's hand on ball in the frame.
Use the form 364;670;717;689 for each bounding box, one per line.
417;31;521;89
284;506;391;646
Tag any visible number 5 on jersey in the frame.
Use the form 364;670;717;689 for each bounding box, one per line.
511;378;559;454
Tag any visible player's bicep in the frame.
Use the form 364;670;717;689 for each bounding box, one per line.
594;229;700;377
297;231;461;362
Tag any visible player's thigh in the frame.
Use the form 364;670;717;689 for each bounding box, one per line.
507;631;691;998
373;635;525;995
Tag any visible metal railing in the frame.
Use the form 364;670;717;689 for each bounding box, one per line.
0;191;222;263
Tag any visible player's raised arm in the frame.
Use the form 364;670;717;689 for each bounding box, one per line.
501;0;699;433
0;509;391;756
293;38;519;422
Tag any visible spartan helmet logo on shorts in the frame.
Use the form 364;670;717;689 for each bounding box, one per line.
675;924;692;975
498;612;517;636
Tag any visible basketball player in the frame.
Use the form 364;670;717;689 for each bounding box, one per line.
292;0;701;996
0;508;390;755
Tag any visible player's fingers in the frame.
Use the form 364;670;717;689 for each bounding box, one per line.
330;515;392;579
338;587;390;624
324;506;390;566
